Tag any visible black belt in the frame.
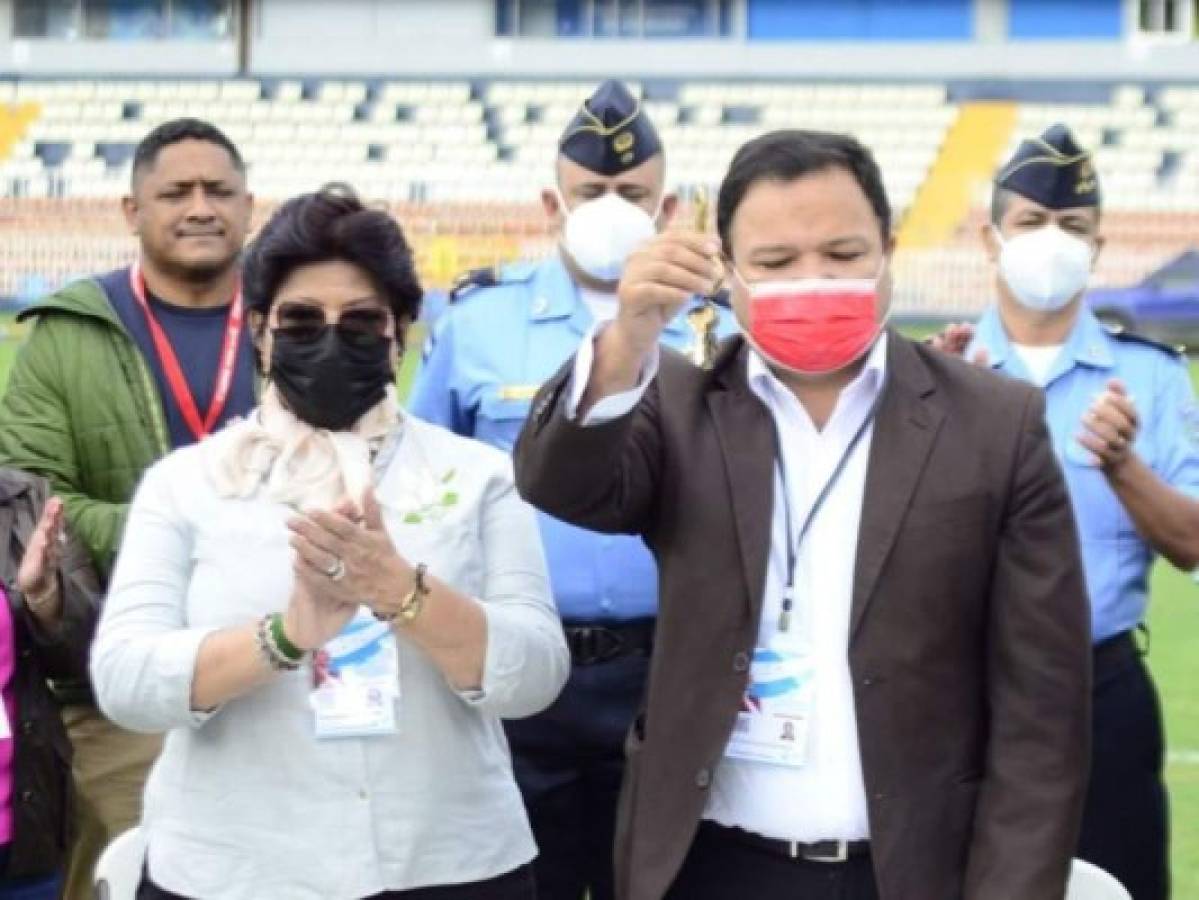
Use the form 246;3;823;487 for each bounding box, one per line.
703;821;870;864
1093;630;1141;675
563;619;654;666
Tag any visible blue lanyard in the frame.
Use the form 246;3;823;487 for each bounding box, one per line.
775;390;883;633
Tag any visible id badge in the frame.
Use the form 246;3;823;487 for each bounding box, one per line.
310;606;401;739
724;639;816;768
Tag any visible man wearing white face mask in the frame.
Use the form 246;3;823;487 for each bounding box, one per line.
952;124;1199;900
410;80;734;900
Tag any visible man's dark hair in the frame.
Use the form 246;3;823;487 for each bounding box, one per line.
242;184;423;335
131;117;245;183
716;130;891;252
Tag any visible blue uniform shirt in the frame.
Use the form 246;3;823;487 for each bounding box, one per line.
970;306;1199;642
409;253;736;623
100;267;258;449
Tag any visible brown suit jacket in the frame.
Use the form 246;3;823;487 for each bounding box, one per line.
514;332;1091;900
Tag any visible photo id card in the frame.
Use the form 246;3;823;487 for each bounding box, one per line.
310;606;401;739
725;641;816;768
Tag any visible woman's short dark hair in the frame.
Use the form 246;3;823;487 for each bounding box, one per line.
243;184;423;331
716;130;892;254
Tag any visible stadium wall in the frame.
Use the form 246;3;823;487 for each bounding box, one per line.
0;0;1198;81
0;0;239;75
249;0;1199;81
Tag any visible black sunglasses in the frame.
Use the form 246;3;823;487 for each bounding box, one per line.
272;301;392;348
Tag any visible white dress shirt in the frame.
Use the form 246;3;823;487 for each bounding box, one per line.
579;285;620;324
91;413;570;900
569;329;888;843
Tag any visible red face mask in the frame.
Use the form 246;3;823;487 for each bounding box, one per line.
741;274;885;375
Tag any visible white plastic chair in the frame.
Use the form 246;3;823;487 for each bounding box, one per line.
93;826;146;900
1065;859;1133;900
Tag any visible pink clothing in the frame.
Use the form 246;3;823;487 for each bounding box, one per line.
0;585;16;843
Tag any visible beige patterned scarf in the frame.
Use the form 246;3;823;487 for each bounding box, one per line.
203;384;400;511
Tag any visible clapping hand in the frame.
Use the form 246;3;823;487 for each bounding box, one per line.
1077;379;1139;472
286;490;414;644
926;322;989;366
17;497;66;614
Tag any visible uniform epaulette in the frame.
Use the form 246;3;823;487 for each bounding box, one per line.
448;263;538;304
1104;326;1187;357
448;267;498;304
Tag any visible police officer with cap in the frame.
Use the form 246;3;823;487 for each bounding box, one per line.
410;80;733;900
936;124;1199;900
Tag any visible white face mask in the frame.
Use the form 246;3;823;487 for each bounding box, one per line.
995;224;1094;313
559;191;658;282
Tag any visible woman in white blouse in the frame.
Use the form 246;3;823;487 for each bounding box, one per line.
91;186;569;900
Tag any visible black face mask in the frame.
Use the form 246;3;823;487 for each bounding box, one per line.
269;326;394;431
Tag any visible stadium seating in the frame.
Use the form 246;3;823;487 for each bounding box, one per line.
0;77;954;210
909;86;1199;316
2;78;1196;308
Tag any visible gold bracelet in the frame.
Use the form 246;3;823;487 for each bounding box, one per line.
372;563;431;625
395;563;430;625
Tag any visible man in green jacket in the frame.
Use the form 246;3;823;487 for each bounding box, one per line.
0;117;256;900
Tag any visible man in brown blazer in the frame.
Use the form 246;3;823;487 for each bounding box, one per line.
514;129;1092;900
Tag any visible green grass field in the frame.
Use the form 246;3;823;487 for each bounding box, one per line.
0;316;1195;892
1149;335;1199;896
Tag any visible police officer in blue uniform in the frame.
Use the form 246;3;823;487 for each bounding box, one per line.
409;80;734;900
958;125;1199;900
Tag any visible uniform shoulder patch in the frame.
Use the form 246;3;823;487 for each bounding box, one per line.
1104;327;1186;358
448;262;538;304
448;267;498;304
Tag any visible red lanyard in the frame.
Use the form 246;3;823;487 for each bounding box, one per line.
129;262;245;442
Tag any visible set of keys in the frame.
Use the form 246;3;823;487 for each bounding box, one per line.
685;187;723;369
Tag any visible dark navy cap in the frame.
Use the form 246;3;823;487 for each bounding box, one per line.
995;124;1100;209
559;80;662;176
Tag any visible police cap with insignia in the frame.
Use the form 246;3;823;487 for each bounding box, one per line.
995;123;1100;210
559;79;662;176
